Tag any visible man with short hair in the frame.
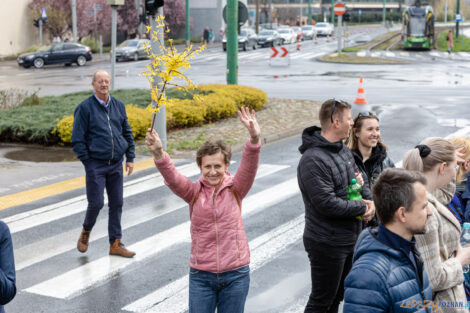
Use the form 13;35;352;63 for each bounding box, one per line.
71;70;136;258
343;168;433;312
297;99;375;313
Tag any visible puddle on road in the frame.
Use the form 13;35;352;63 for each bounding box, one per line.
4;147;77;162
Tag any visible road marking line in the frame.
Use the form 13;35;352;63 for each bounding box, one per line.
0;158;159;210
122;214;304;313
14;164;288;270
23;177;300;299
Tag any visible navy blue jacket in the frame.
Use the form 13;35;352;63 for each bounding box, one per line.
71;95;135;164
344;227;432;313
0;221;16;313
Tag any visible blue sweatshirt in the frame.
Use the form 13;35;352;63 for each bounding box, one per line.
0;221;16;313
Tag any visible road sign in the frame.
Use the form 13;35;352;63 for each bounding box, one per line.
270;47;289;58
223;1;249;27
95;4;102;10
333;3;346;16
456;13;462;22
41;8;47;19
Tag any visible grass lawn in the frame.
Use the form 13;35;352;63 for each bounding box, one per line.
436;31;470;52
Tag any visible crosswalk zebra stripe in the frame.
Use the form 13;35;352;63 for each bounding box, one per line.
122;214;304;313
5;162;201;234
24;177;300;299
14;164;288;271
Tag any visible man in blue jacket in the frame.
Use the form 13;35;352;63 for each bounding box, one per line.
344;168;434;312
0;221;16;313
71;70;136;258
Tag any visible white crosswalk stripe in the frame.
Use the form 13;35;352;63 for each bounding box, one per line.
23;175;299;299
14;163;287;271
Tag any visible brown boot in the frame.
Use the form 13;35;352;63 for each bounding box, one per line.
77;228;91;253
109;239;136;258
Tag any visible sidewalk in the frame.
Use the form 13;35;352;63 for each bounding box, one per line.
0;97;321;210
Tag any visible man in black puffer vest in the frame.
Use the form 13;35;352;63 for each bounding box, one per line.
297;99;375;313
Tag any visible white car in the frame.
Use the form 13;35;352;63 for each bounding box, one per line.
277;28;297;44
301;25;316;40
313;23;334;37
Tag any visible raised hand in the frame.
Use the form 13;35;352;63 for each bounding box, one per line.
237;106;260;144
145;128;164;160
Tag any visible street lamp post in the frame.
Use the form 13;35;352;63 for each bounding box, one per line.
186;0;190;46
226;0;238;85
308;0;312;25
72;0;77;43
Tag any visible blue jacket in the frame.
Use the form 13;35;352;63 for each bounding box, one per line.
344;227;433;313
71;95;135;164
0;221;16;313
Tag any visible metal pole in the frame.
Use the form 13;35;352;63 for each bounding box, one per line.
456;0;460;37
444;0;448;23
382;0;386;25
269;0;272;27
308;0;312;25
111;5;117;90
72;0;77;43
94;5;98;50
186;0;190;46
226;0;238;85
100;35;103;57
300;0;303;24
330;0;334;24
338;14;342;54
255;0;260;33
151;7;167;150
39;19;43;45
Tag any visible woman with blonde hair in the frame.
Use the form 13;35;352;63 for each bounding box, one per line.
403;137;470;311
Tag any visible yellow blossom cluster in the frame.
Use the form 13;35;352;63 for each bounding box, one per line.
139;15;205;126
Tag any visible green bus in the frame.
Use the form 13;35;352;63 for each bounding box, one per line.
402;5;434;49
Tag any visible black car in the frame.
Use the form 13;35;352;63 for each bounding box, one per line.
17;43;92;69
222;28;258;51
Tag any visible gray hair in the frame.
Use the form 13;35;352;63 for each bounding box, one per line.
92;70;111;82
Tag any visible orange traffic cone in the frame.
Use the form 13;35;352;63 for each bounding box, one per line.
296;35;301;50
354;77;367;105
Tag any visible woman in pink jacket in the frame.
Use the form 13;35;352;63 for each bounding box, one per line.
145;107;261;313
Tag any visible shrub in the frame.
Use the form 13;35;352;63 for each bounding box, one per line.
53;115;74;143
166;99;206;129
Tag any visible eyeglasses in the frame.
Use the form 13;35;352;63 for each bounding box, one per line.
357;111;375;118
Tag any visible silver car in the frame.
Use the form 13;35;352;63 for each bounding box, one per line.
115;39;150;62
301;25;316;40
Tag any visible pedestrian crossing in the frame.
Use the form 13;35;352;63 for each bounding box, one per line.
7;156;308;313
354;49;470;62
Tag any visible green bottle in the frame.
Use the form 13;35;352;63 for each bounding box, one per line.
347;178;362;201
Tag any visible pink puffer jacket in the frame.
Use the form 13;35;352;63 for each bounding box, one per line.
154;140;261;273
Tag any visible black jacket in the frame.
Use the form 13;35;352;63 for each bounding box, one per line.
297;126;372;246
351;143;395;190
71;95;135;164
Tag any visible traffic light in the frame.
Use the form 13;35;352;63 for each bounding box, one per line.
145;0;164;15
33;18;40;28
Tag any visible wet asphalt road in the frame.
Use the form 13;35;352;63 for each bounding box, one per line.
2;25;470;312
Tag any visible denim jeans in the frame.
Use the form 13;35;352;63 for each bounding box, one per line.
303;237;355;313
83;158;123;244
189;265;250;313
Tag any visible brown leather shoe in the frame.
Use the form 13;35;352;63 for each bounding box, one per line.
77;228;91;253
109;239;136;258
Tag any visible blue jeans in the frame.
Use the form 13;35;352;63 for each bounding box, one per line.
83;158;123;244
189;265;250;313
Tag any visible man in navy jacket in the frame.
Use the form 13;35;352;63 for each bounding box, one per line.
0;221;16;313
344;168;433;312
71;70;136;258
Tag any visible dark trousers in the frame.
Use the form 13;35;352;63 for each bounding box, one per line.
83;159;123;244
303;237;355;313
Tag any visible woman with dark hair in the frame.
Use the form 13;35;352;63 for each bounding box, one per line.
346;112;394;226
403;138;470;312
145;107;261;313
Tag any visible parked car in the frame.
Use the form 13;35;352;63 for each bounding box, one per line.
301;25;316;40
257;30;283;48
291;26;304;41
222;28;258;51
313;23;334;36
115;39;150;61
17;43;92;69
278;28;297;44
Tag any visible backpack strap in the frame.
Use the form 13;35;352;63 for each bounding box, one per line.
189;186;202;219
229;186;241;211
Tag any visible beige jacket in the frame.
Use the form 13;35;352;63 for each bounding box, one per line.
416;192;468;312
